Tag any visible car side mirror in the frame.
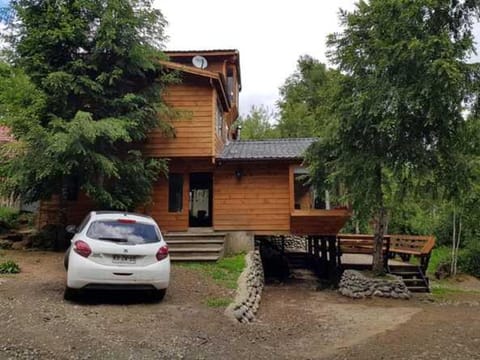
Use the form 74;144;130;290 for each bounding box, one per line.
66;225;77;234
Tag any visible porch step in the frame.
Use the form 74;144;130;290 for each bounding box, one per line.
164;232;225;262
285;251;310;269
390;265;430;293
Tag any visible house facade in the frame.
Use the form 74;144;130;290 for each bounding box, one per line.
37;50;351;244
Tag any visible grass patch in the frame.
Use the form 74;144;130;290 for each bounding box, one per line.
0;260;20;274
180;254;246;290
205;297;232;308
427;246;453;275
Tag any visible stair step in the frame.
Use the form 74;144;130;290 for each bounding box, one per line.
166;239;224;244
169;246;223;253
391;272;422;277
170;255;220;262
407;286;430;293
164;232;226;238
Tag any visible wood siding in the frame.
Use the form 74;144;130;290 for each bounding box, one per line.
143;82;214;158
146;159;214;233
213;163;291;232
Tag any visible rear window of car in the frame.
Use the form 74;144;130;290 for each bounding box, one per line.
86;220;160;244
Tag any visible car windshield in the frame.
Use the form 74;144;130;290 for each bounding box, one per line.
86;220;160;244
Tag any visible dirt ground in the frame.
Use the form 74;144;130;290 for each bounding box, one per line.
0;250;480;360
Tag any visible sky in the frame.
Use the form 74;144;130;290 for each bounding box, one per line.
156;1;358;117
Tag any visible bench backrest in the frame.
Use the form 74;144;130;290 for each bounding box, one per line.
338;234;435;256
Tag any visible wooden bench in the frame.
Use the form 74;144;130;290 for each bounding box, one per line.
389;235;435;272
337;234;436;272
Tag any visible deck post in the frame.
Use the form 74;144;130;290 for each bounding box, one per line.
320;236;328;276
327;236;338;276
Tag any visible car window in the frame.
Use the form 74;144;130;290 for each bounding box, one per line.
86;220;160;244
77;214;91;233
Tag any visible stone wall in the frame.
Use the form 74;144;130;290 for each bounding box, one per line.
339;270;411;299
225;250;264;323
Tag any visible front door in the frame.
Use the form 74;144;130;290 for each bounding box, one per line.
189;173;213;227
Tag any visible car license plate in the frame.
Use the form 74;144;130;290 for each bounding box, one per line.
112;255;136;264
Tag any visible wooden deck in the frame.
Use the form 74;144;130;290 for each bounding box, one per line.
290;208;351;236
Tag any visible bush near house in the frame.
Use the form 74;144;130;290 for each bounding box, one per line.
0;207;20;231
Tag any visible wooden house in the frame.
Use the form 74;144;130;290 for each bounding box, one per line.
37;49;351;259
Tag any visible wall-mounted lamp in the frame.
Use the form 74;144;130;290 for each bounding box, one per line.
235;169;243;180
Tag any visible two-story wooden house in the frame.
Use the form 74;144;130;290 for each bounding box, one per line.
38;49;351;259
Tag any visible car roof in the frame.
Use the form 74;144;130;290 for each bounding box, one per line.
90;211;156;224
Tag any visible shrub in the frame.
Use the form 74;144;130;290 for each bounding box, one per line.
458;244;480;278
0;260;20;274
0;207;20;230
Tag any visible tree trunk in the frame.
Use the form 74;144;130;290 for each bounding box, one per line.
372;165;386;275
450;207;457;276
372;205;387;275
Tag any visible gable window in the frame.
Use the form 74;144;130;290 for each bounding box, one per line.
168;174;183;212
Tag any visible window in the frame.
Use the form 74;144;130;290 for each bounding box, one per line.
227;76;235;103
216;100;224;137
87;220;160;244
293;167;329;210
168;174;183;212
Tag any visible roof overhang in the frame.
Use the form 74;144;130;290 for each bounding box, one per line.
164;49;242;91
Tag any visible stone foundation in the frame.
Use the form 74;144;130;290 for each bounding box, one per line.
225;250;264;323
339;270;411;300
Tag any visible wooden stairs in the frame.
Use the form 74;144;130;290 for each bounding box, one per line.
285;251;311;270
164;232;226;261
389;264;430;293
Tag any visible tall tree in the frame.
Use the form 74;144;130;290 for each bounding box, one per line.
235;105;279;140
309;0;480;274
277;55;341;138
0;0;175;224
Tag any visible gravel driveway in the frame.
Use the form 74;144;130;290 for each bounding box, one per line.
0;250;479;360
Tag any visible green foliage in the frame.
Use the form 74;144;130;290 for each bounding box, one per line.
277;55;341;138
458;243;480;278
235;105;279;140
427;246;452;275
0;0;175;215
307;1;480;273
0;207;20;230
0;259;20;274
205;297;232;308
180;254;246;290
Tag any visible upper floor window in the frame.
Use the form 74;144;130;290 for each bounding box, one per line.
216;100;224;137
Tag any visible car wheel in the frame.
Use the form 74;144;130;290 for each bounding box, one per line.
64;286;78;301
152;289;166;302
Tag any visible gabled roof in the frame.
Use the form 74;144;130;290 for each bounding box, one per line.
159;60;231;111
0;126;12;143
219;138;317;161
164;49;242;90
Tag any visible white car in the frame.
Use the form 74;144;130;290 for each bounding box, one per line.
64;211;170;301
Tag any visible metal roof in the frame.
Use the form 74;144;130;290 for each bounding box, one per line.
219;138;317;161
